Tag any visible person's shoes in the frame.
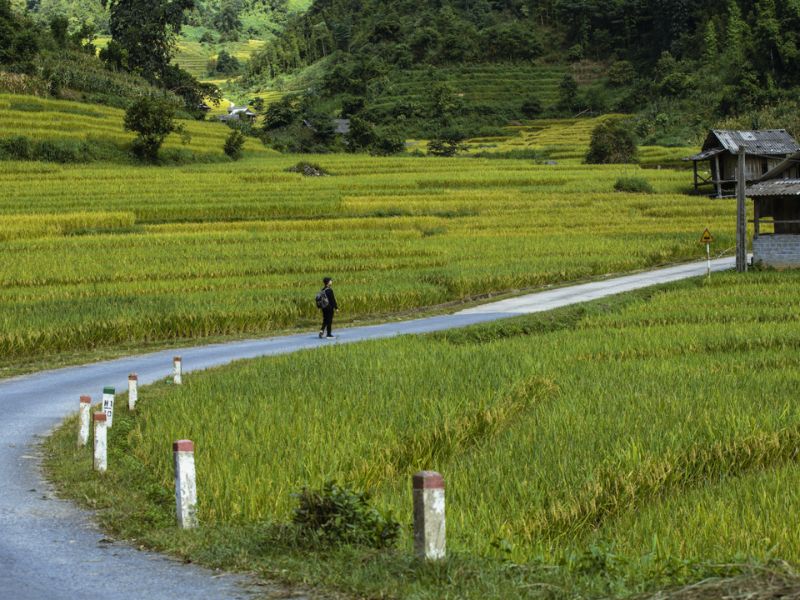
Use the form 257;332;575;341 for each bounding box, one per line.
318;331;324;339
326;335;336;339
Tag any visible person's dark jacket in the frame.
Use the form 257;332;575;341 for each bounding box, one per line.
324;287;338;311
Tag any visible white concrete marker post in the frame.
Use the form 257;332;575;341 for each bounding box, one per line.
413;471;446;561
77;395;91;448
173;356;182;385
173;440;197;529
93;412;107;473
128;374;138;411
102;386;115;429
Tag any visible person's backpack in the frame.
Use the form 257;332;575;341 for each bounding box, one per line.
315;288;330;309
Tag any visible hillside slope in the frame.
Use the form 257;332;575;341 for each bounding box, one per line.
242;0;800;141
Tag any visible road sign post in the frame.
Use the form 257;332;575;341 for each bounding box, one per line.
699;228;714;279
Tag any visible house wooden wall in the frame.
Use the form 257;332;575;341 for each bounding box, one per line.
713;154;784;182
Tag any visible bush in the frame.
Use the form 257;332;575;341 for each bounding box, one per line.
0;135;124;163
223;129;246;160
614;176;654;193
585;119;639;164
292;481;400;549
285;162;329;176
0;135;33;159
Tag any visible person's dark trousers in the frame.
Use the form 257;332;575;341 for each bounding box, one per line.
321;307;334;336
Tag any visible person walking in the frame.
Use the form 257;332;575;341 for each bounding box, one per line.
317;277;338;339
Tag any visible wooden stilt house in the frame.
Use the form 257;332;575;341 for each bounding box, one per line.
747;151;800;268
685;130;800;198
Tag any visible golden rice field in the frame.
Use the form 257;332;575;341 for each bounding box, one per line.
0;94;270;158
467;115;696;165
0;94;736;369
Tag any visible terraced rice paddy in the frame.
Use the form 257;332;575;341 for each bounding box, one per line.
372;64;569;117
174;39;267;80
0;94;269;159
467;116;696;166
0;147;736;367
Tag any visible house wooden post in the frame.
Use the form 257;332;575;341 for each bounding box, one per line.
693;161;699;192
714;155;723;198
736;148;747;272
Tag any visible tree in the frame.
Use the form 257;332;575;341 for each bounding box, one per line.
213;0;241;36
427;129;468;157
557;73;580;114
263;96;297;131
215;49;240;74
0;0;39;70
102;0;194;83
585;119;638;164
520;97;543;118
223;128;246;160
345;116;376;152
123;96;183;162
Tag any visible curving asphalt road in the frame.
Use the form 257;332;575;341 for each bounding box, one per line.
0;257;734;600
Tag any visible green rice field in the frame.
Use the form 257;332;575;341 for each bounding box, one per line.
45;271;800;598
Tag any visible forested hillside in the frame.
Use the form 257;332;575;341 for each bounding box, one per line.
245;0;800;142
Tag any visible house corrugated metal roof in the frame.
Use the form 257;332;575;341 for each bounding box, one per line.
684;147;725;161
708;129;800;155
747;179;800;196
332;118;351;135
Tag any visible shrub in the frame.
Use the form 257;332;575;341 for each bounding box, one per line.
292;481;400;549
0;135;33;159
223;129;246;160
285;162;329;176
586;119;639;164
614;176;654;193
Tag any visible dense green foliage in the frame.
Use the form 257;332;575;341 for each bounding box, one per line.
241;0;800;142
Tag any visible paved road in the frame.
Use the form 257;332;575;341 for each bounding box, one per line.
0;258;734;600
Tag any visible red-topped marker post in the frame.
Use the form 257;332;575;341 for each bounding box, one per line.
77;395;92;448
93;412;107;472
412;471;446;560
173;356;182;385
173;440;197;529
128;374;138;411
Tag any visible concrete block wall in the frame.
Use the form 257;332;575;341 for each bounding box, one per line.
753;235;800;268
